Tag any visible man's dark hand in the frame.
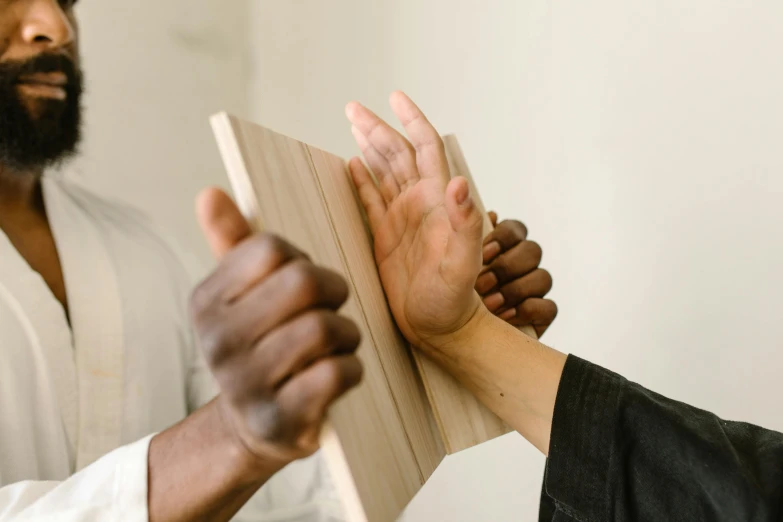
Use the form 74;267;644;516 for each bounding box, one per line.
193;188;363;472
475;212;557;337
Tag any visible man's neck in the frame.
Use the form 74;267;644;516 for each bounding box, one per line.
0;167;45;223
0;165;69;317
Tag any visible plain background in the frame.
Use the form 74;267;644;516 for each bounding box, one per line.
72;1;783;520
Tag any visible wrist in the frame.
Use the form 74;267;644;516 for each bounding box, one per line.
422;304;495;361
148;398;284;521
213;398;289;486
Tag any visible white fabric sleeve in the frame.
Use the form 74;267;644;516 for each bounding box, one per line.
0;435;153;522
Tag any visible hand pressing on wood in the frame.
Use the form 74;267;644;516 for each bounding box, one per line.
345;92;487;354
346;93;566;456
148;189;363;522
194;188;363;467
478;214;557;337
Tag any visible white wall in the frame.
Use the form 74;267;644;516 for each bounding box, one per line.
71;1;783;520
248;1;783;520
70;0;249;275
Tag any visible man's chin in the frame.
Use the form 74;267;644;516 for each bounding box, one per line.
18;94;68;122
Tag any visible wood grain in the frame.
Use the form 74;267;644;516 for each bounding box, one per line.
210;114;532;521
213;114;427;522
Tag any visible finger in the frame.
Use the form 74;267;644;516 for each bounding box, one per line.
488;211;499;228
275;355;363;449
348;158;387;234
482;220;528;264
350;125;401;204
346;103;402;202
236;260;350;344
498;298;558;338
486;240;543;287
196;187;252;260
254;311;361;391
475;270;499;295
345;101;420;190
441;177;485;288
191;234;307;317
490;268;552;312
389;91;449;182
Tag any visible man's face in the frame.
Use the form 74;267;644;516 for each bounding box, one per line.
0;0;82;173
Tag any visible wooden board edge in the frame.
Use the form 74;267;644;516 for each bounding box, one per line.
210;112;265;232
319;422;369;522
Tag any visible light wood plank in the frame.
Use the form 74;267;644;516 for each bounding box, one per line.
210;114;533;520
213;114;431;522
306;147;448;480
406;135;513;454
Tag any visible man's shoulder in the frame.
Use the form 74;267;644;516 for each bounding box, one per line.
50;176;163;236
47;175;202;287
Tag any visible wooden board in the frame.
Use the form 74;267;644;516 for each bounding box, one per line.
210;113;530;521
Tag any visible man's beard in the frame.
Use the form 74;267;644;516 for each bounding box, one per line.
0;53;83;173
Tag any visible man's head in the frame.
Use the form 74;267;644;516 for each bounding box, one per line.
0;0;82;174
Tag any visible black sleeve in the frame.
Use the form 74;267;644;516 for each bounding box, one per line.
539;355;783;522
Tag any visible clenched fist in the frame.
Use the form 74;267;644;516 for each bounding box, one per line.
193;189;363;468
477;214;557;337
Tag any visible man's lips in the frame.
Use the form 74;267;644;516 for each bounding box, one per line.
16;72;68;100
18;72;68;87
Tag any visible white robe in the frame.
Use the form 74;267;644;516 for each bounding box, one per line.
0;176;343;521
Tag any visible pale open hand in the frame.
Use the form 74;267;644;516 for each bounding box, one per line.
345;92;486;352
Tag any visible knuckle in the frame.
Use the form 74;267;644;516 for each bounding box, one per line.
334;272;350;304
525;241;543;264
548;300;559;320
538;269;554;290
324;357;361;393
503;220;528;242
521;297;558;322
435;137;446;155
254;233;287;264
303;311;332;348
388;143;416;165
347;319;362;349
419;133;445;155
490;256;510;280
500;283;522;304
333;315;362;353
350;357;364;385
315;359;343;393
288;260;320;302
198;321;234;367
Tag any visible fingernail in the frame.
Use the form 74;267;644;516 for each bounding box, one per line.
475;271;498;294
499;308;517;321
483;241;501;262
483;292;505;312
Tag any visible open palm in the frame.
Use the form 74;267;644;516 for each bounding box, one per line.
346;92;486;351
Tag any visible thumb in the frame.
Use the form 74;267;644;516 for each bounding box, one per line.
443;177;484;282
196;187;252;260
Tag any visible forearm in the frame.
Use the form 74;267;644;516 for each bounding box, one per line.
428;308;567;454
148;399;282;522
